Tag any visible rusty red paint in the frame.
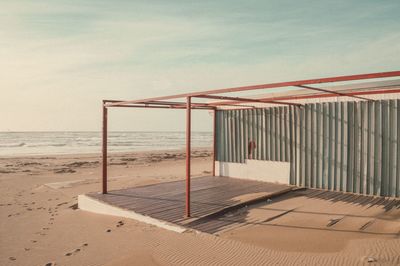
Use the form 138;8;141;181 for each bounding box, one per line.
102;104;108;194
296;84;372;101
105;71;400;107
209;88;400;108
212;109;217;177
186;97;191;217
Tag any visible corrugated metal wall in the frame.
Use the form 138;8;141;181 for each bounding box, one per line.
216;99;400;197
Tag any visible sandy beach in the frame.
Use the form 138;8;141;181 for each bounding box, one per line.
1;149;399;266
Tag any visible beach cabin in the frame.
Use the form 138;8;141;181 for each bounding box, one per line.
79;71;400;233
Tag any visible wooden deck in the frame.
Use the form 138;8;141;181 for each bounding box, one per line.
86;176;291;231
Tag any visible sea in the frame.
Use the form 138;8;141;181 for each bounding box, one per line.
0;131;212;156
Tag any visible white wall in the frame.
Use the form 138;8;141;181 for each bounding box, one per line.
216;159;290;184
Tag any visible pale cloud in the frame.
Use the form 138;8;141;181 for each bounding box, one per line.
0;0;399;131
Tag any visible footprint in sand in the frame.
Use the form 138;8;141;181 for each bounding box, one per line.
64;243;89;257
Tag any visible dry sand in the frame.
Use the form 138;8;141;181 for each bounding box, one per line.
1;149;399;266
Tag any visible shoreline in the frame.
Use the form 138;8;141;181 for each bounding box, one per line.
0;146;212;159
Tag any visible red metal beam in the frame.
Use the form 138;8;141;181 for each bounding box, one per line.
296;85;372;101
195;94;302;107
186;97;191;217
257;88;400;102
108;104;214;110
209;88;400;107
105;71;400;107
102;103;108;194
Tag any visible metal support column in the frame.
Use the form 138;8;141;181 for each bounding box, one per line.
212;109;217;176
186;97;191;217
102;102;108;194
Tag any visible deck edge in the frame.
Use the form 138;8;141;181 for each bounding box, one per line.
78;194;187;233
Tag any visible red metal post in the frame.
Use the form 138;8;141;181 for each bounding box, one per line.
186;97;191;217
102;103;108;194
212;109;217;176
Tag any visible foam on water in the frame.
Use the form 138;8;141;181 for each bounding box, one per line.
0;131;212;156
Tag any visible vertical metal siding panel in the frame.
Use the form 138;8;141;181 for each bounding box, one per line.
284;107;289;162
254;109;258;160
237;110;241;162
310;104;316;188
367;102;373;195
276;108;280;161
328;103;334;190
235;110;239;163
360;102;367;194
255;109;259;160
316;104;322;188
336;103;342;191
253;109;259;160
223;111;228;162
242;109;248;163
241;110;245;161
278;107;282;161
382;101;388;196
322;104;328;189
216;111;221;161
257;109;264;160
340;103;346;191
271;108;276;161
237;110;241;163
259;109;264;160
230;110;235;162
251;108;255;159
289;106;294;184
266;109;270;160
274;107;278;160
381;102;389;196
219;111;224;162
245;109;249;160
261;109;266;160
307;105;313;187
246;109;251;161
389;100;396;197
300;106;305;186
248;109;253;160
253;109;257;160
397;100;400;197
347;102;354;192
222;110;227;162
250;109;253;160
228;111;233;162
374;102;381;196
234;110;240;163
353;103;360;194
334;102;339;191
229;111;234;163
228;110;233;162
295;107;300;185
304;106;310;187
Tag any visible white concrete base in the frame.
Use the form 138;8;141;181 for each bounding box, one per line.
216;160;290;184
78;194;186;233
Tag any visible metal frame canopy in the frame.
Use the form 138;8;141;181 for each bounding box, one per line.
101;70;400;217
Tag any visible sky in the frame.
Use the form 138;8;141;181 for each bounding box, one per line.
1;0;399;132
